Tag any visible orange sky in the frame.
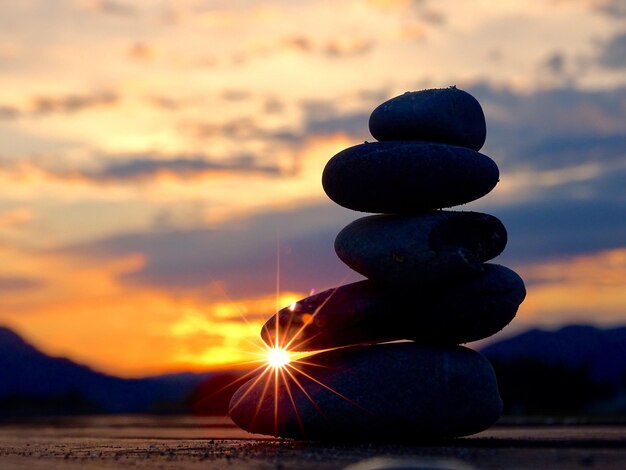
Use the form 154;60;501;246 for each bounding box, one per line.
1;0;625;377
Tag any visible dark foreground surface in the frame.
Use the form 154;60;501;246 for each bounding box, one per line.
0;415;625;469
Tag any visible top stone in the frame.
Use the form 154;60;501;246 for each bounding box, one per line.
369;87;487;151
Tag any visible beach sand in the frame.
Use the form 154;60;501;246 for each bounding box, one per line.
0;415;625;469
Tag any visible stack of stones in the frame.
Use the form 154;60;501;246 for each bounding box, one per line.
229;87;526;441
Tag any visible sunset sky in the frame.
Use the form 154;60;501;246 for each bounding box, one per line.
1;0;625;377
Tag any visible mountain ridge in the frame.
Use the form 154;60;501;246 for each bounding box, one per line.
480;324;626;384
2;323;626;417
0;325;213;416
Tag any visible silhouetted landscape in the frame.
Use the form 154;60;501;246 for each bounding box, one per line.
0;326;247;418
2;324;625;420
482;325;626;417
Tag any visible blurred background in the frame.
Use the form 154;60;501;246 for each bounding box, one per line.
0;0;625;418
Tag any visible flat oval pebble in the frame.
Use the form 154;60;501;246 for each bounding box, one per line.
229;343;502;440
369;87;486;151
335;211;507;287
322;142;499;213
261;264;525;351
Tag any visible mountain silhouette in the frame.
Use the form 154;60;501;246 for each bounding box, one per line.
480;324;626;384
0;326;210;417
480;325;626;415
2;324;626;417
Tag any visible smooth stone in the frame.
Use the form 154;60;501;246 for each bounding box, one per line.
261;264;525;351
369;87;486;151
229;343;502;441
322;142;499;213
335;211;507;287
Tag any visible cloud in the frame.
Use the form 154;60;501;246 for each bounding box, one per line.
180;83;626;197
515;248;626;327
280;36;314;53
365;0;446;29
594;0;626;19
11;82;626;306
0;153;285;185
0;276;42;292
148;95;189;111
59;203;359;300
263;97;284;114
297;82;613;173
127;42;154;61
296;95;378;143
87;155;283;182
303;109;370;141
282;34;376;59
31;91;118;115
220;89;252;102
302;84;626;275
180;118;304;151
0;105;19;120
366;0;413;9
599;32;626;69
544;52;566;74
463;85;626;266
491;198;626;267
323;38;375;58
182;117;264;140
18;192;626;373
57;162;626;300
470;83;626;171
419;7;446;26
84;0;137;17
0;90;119;119
181;99;372;160
223;33;377;66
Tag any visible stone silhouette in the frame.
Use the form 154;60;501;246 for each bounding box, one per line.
230;86;526;441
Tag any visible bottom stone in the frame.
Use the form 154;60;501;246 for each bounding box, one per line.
229;343;502;441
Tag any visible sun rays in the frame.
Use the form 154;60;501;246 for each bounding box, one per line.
212;242;366;437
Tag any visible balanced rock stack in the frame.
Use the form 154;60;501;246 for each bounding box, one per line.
229;87;526;441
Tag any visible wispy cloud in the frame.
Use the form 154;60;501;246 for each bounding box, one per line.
599;32;626;69
592;0;626;19
365;0;446;27
492;198;626;266
516;248;626;326
0;90;119;119
472;84;626;170
226;34;377;66
323;38;375;58
83;0;138;17
31;91;118;115
89;155;284;182
59;203;358;299
126;42;155;61
543;52;566;75
0;153;285;185
181;117;274;140
0;275;42;292
0;105;19;119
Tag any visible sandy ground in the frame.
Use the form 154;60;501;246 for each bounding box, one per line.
0;416;625;469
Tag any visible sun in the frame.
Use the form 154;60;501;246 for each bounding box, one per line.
266;347;291;369
222;245;360;436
